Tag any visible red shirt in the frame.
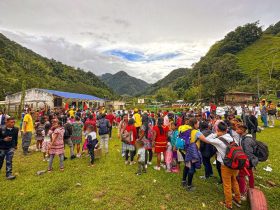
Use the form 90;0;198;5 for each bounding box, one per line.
106;114;115;125
126;125;137;145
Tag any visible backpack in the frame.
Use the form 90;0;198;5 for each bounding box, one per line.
254;140;269;162
176;129;192;150
219;137;249;170
98;118;109;135
64;123;72;139
36;124;45;136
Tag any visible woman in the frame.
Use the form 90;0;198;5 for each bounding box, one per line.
123;118;137;165
152;117;169;171
48;121;65;172
138;114;153;167
71;116;83;157
118;114;129;157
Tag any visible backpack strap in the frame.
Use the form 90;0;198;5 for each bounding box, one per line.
219;137;229;146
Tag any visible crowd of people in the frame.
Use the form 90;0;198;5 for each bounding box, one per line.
0;100;273;209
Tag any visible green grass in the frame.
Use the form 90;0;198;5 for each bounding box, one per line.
237;35;280;79
0;124;280;210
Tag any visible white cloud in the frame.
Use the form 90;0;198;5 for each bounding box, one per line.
0;0;280;83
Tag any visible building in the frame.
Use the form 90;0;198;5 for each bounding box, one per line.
107;101;126;110
224;91;257;104
5;88;105;114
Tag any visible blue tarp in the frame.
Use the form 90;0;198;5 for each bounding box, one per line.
40;89;103;101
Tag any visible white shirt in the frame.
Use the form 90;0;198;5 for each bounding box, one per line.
206;133;234;164
137;147;146;162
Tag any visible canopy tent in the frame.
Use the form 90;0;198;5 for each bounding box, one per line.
40;89;103;101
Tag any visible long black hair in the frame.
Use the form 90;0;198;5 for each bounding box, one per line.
157;117;164;135
142;114;149;138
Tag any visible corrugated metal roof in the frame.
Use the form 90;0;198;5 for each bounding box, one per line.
40;89;103;101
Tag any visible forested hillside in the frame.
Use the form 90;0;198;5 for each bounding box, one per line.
100;71;150;96
150;21;280;102
0;33;114;100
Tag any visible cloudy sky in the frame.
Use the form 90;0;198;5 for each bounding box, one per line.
0;0;279;83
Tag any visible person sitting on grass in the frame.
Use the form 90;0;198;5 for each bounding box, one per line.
48;121;65;172
136;141;146;175
86;125;99;167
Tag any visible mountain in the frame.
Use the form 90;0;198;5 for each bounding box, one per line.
0;33;114;100
140;68;189;96
100;71;150;96
150;21;280;102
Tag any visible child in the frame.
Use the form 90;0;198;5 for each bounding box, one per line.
35;118;45;151
48;121;65;172
41;122;51;161
136;141;146;175
86;125;99;166
170;122;180;173
165;140;173;172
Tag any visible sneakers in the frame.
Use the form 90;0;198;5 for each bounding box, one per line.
232;198;242;208
186;185;196;191
199;176;208;180
147;162;152;165
160;163;166;169
182;181;187;187
240;195;247;201
130;161;136;165
153;166;160;171
125;161;129;165
136;173;142;176
76;154;81;158
145;164;148;169
6;175;16;180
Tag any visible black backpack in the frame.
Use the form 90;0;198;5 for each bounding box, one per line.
64;123;72;139
254;140;269;162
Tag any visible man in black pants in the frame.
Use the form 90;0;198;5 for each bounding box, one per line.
0;117;19;180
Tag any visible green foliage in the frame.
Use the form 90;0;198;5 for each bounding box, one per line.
18;80;26;118
142;68;189;96
264;21;280;35
155;88;177;102
100;71;150;96
0;33;114;100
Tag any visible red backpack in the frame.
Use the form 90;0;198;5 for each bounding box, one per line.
219;137;249;170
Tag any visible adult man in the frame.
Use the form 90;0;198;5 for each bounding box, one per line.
267;100;276;128
133;108;142;138
0;117;19;180
97;113;111;154
260;100;268;128
21;108;34;155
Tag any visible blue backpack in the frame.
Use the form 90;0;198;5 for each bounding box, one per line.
175;129;192;150
98;118;109;135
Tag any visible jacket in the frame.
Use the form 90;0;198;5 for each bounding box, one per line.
0;126;19;150
240;134;258;168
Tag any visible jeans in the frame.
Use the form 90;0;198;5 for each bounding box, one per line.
182;163;196;186
22;132;32;154
88;146;95;164
221;165;241;208
137;161;146;174
99;134;109;153
202;156;213;178
145;149;153;164
64;138;75;157
261;115;268;127
125;150;135;162
268;114;275;127
216;160;222;183
0;148;14;177
108;126;113;138
48;154;64;170
238;168;254;195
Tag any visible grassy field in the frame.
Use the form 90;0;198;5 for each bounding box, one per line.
0;124;279;210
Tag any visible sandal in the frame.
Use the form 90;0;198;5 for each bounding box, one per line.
219;201;232;210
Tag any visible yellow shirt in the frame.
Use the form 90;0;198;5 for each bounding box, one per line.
69;110;75;118
22;113;34;132
134;113;142;128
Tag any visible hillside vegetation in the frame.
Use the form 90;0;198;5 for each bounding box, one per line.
148;21;280;102
0;33;114;100
100;71;150;96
